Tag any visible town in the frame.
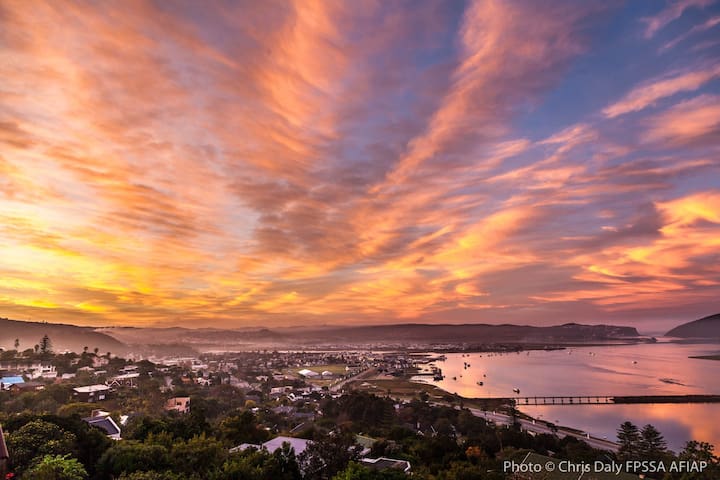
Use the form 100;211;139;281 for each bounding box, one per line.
1;336;718;479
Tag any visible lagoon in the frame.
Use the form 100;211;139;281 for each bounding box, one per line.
417;341;720;452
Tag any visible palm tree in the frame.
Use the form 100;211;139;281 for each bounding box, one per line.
14;338;19;350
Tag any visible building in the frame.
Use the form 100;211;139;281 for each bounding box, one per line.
360;457;412;473
0;376;24;390
9;381;44;393
231;436;311;456
30;364;57;380
83;411;121;440
165;396;190;414
106;372;140;388
297;369;319;378
73;384;110;402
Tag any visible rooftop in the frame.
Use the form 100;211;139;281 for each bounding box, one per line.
74;384;110;393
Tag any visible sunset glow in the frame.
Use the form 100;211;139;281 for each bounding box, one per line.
1;0;719;328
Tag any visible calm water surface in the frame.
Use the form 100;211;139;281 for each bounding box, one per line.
417;342;720;452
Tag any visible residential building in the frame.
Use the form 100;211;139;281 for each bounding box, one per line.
165;396;190;414
73;384;110;402
83;411;121;440
231;435;311;456
360;457;412;473
0;376;24;390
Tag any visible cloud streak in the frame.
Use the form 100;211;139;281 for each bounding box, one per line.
0;0;719;329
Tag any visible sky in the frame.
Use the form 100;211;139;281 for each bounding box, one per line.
1;0;719;332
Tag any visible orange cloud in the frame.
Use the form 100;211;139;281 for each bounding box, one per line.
0;0;718;328
603;64;720;118
641;0;714;38
642;94;720;145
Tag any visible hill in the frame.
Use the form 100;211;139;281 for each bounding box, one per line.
293;322;641;345
666;313;720;339
101;322;641;351
0;317;127;355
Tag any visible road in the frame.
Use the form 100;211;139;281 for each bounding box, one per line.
468;407;619;452
329;367;375;392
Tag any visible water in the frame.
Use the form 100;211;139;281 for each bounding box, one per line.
416;342;720;452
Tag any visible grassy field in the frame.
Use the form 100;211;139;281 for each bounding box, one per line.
350;378;450;399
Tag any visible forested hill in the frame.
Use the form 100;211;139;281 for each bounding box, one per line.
0;317;127;355
298;322;641;344
666;313;720;339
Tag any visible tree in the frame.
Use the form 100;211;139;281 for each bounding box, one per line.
300;432;361;480
93;347;99;356
639;424;667;461
332;462;407;480
39;335;52;355
169;434;227;476
220;410;269;446
617;421;641;461
679;440;720;479
119;471;182;480
24;454;87;480
6;420;77;474
14;338;19;350
96;442;170;478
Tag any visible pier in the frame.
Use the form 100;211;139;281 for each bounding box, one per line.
478;394;720;406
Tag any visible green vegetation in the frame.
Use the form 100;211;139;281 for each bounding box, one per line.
1;348;718;479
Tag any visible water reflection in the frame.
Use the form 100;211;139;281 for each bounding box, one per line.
419;343;720;451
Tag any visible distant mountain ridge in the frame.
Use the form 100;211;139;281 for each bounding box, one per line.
666;313;720;338
100;321;641;349
293;322;640;344
3;317;644;354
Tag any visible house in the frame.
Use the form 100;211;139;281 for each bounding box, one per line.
297;369;319;378
0;376;24;390
73;384;110;402
9;382;44;393
360;457;412;474
83;411;122;440
29;364;57;380
106;372;140;388
196;376;212;386
355;435;376;457
165;396;190;414
231;436;311;456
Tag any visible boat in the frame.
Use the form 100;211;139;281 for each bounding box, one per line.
512;388;520;394
452;376;457;381
476;381;483;386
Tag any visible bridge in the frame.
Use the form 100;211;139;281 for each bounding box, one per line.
476;394;720;406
